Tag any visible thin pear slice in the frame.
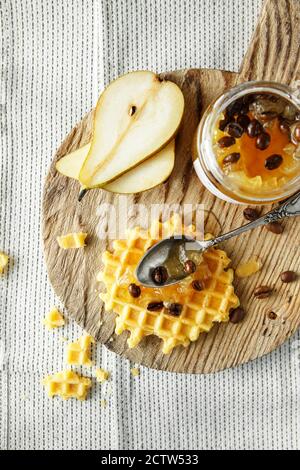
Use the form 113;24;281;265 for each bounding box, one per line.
79;71;184;188
56;140;175;194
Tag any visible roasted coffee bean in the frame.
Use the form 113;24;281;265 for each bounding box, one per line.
265;154;283;170
243;207;260;222
279;119;291;135
247;119;263;138
151;266;168;285
268;311;277;320
225;122;244;138
280;271;297;283
192;280;203;291
219;117;231;131
254;285;273;299
184;260;196;274
229;307;246;324
223;153;241;165
256;132;271;150
147;301;164;312
167;303;183;316
218;136;236;148
237;114;251;131
266;222;284;234
225;99;243;118
128;283;141;298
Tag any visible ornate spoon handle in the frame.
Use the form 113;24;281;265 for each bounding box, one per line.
206;191;300;248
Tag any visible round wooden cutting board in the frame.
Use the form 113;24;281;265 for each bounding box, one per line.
42;0;300;373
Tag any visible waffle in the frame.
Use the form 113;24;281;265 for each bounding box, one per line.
57;232;87;249
43;307;65;330
99;215;240;354
42;370;92;400
66;335;94;366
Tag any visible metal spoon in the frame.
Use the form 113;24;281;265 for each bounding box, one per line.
136;191;300;287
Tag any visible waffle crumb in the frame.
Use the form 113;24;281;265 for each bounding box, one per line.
99;215;240;354
130;367;140;377
0;252;9;274
43;308;65;330
60;336;68;342
42;370;92;400
95;368;110;383
236;256;261;278
57;232;87;249
66;335;94;367
100;398;107;408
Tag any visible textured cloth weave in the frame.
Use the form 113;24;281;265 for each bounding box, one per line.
1;0;300;450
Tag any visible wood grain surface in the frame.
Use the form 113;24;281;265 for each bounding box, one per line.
42;0;300;373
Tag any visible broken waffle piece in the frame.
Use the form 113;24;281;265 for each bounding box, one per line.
95;368;110;383
57;232;87;249
98;214;240;354
43;307;65;330
0;252;9;274
130;367;140;377
66;335;94;367
42;370;92;400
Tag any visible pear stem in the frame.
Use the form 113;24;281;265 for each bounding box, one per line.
78;188;88;202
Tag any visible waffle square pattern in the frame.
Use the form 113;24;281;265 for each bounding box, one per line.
42;370;92;400
66;335;94;366
99;215;240;354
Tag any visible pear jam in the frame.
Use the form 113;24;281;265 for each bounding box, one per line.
213;93;300;195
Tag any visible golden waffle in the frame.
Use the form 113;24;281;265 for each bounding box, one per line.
99;215;240;354
43;307;65;330
57;232;87;249
66;335;94;366
42;370;92;400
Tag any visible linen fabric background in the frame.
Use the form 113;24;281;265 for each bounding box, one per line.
1;0;299;450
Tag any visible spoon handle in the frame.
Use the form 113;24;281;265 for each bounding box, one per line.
209;191;300;247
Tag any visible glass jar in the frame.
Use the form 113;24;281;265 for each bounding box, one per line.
193;81;300;205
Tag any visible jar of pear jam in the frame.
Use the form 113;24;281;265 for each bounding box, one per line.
193;81;300;204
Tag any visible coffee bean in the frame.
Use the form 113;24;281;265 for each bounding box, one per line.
265;154;283;170
268;311;277;320
184;260;196;274
243;207;260;222
237;114;251;131
266;222;284;234
167;303;183;316
219;117;231;131
218;136;236;148
152;266;168;285
147;301;164;312
256;132;271;150
192;280;203;291
229;307;246;324
280;271;297;283
225;122;244;138
225;99;243;118
279;120;290;135
247;119;263;138
254;285;273;299
223;153;241;165
128;283;141;298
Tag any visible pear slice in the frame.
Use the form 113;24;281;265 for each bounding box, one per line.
79;71;184;189
56;140;175;194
